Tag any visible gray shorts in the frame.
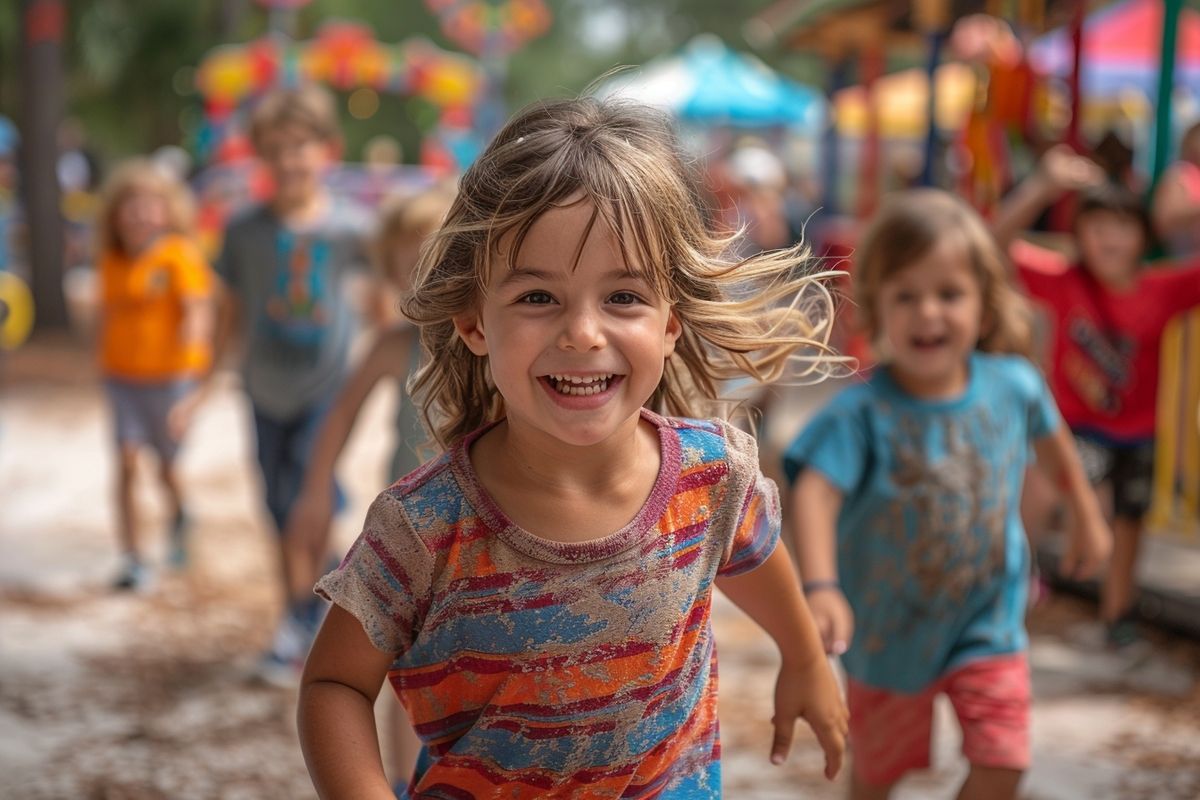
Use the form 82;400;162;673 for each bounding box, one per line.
105;377;196;464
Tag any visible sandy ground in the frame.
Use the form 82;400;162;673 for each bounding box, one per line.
2;337;1200;800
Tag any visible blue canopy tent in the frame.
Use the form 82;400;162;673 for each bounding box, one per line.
594;35;824;130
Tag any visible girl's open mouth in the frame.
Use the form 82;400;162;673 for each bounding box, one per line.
543;373;617;397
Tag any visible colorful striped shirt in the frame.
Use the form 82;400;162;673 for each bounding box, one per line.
316;409;780;798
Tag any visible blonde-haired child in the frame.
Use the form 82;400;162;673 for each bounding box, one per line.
285;184;455;794
298;96;848;797
784;189;1111;800
96;158;214;590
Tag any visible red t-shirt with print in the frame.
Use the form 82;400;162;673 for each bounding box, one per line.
1010;241;1200;443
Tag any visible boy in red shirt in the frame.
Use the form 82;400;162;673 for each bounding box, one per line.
997;148;1200;646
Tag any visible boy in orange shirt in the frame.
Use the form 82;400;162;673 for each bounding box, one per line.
96;160;214;590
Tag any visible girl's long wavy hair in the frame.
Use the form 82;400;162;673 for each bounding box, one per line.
404;96;848;449
854;188;1034;359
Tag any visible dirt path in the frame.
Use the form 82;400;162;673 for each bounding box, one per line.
2;339;1199;799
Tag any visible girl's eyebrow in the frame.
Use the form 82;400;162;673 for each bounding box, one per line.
499;267;555;286
500;266;650;286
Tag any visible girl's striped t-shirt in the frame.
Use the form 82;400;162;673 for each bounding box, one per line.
316;410;780;798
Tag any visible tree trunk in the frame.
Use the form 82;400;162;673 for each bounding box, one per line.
19;0;68;330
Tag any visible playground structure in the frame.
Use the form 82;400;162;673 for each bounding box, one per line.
750;0;1200;530
194;20;488;166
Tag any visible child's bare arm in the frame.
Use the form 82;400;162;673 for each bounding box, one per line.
789;470;853;655
716;546;847;778
1151;166;1200;239
181;296;215;354
992;145;1106;249
298;604;397;800
300;328;415;495
1032;424;1113;579
284;330;416;598
207;282;240;380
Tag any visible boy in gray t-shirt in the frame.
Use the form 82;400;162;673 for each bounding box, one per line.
212;85;371;683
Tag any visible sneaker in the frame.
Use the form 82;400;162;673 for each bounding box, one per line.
1105;616;1141;650
254;648;305;688
253;611;313;688
167;511;190;569
112;556;155;593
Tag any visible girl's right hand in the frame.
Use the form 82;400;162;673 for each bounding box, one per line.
806;587;854;656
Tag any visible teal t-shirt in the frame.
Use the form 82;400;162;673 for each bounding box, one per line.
783;352;1059;693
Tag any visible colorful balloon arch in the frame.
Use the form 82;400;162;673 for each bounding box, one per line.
194;21;486;158
424;0;551;58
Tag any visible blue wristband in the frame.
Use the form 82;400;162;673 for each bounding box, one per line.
802;579;840;595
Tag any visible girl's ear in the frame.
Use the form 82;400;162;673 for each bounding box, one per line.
663;310;683;358
452;312;489;356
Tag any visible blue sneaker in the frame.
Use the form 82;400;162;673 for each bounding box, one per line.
112;556;155;593
254;609;315;688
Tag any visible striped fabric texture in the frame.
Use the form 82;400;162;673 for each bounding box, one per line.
317;410;780;798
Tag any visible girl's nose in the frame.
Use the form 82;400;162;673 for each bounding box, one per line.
557;305;606;351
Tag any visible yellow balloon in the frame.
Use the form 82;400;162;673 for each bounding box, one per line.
0;271;34;350
426;63;476;107
198;47;255;104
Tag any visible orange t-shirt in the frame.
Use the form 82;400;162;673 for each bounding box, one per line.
98;234;213;380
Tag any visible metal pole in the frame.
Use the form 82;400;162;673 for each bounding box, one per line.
1065;0;1085;150
1151;0;1184;188
921;30;947;187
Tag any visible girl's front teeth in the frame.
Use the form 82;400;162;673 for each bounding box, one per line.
549;374;613;396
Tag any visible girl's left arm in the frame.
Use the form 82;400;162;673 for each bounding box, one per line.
715;546;847;779
1032;424;1113;579
298;604;398;800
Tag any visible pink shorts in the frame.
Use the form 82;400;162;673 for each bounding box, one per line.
847;653;1031;787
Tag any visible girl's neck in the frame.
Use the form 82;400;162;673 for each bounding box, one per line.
888;360;970;401
489;413;652;495
469;411;663;543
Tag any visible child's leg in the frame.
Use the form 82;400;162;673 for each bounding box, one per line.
848;773;896;800
845;678;935;799
105;379;153;588
1101;514;1143;621
114;444;140;557
955;766;1022;800
252;405;294;589
282;399;343;603
944;654;1030;800
1099;442;1153;630
257;400;339;676
146;381;196;567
